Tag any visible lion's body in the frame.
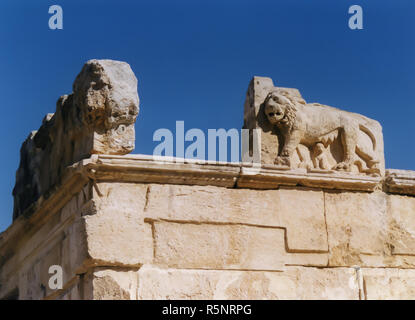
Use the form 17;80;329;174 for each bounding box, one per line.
264;92;381;175
290;104;360;147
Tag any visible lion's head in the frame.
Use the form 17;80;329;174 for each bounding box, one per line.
264;91;297;127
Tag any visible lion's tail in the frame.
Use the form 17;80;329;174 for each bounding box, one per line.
359;124;377;151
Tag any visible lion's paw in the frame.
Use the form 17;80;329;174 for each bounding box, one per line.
334;161;352;171
274;156;290;167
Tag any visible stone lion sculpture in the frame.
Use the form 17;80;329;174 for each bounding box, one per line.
264;90;381;175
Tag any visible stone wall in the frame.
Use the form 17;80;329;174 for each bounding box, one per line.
1;59;415;300
1;155;415;300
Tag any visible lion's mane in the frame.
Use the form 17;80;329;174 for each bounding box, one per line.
264;91;297;129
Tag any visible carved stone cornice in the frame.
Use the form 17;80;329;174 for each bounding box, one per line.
81;155;385;192
238;165;382;191
385;169;415;196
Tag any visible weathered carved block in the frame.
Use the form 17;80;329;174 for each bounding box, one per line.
243;77;385;176
12;59;139;220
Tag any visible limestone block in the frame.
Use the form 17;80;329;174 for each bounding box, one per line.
275;188;327;251
145;184;328;252
59;192;81;223
0;258;19;299
387;195;415;255
85;213;153;266
39;241;64;298
12;59;139;219
88;268;139;300
18;206;62;262
243;77;385;176
362;268;415;299
325;191;388;266
57;279;82;300
0;244;20;284
18;260;43;300
18;236;67;299
85;183;153;266
152;221;286;270
61;217;89;276
285;252;329;267
137;265;359;300
60;183;92;221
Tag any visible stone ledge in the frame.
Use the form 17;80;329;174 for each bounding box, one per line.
385;169;415;196
239;165;381;191
86;154;240;188
84;154;388;192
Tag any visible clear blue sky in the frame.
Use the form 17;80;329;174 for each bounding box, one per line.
0;0;414;232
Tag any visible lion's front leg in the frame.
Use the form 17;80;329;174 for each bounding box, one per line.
274;149;291;166
274;131;301;167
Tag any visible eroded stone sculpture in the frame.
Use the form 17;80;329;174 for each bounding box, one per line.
243;77;385;176
12;59;139;219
